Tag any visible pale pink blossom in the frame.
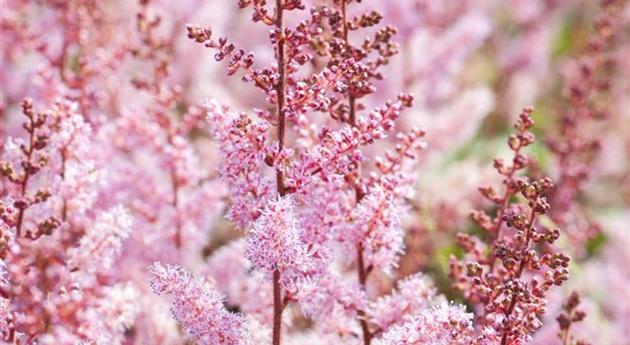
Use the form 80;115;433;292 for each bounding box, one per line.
67;206;133;282
246;196;314;290
368;273;439;331
374;303;474;345
351;183;406;274
77;283;140;345
149;262;246;345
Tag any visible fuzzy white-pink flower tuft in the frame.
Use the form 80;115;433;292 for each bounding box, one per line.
149;262;245;345
352;182;406;274
374;303;474;345
368;273;439;330
67;206;133;281
246;196;314;290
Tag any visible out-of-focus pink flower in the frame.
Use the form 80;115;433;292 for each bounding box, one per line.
68;206;133;283
206;100;272;230
206;239;274;323
77;283;140;345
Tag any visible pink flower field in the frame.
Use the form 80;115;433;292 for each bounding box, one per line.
0;0;628;344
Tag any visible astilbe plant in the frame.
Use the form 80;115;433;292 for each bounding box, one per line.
546;0;627;247
1;99;138;344
1;1;218;343
1;0;627;344
149;263;246;345
451;108;571;344
182;1;429;344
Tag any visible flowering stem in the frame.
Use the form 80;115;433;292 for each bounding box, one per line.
560;325;572;345
273;0;287;344
275;0;286;198
273;268;282;345
515;211;536;277
487;188;510;271
488;146;523;272
340;0;357;128
60;149;68;221
356;243;372;345
15;111;38;237
341;2;371;343
170;167;182;248
500;209;536;345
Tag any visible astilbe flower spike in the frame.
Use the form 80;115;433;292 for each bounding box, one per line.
3;0;626;343
546;0;627;247
451;107;571;344
149;262;246;345
300;2;423;342
246;195;313;290
1;98;138;344
556;291;590;345
67;206;133;283
1;99;55;239
373;303;474;345
187;0;422;344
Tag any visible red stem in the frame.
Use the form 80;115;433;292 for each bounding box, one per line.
340;2;371;343
273;0;287;344
170;167;182;248
60;149;68;222
272;268;282;345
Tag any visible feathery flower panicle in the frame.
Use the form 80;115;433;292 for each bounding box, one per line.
367;273;438;331
346;127;426;275
47;99;100;218
546;0;627;248
149;262;245;345
205;100;273;229
451;107;571;344
373;303;474;345
287;95;415;192
188;1;421;342
3;0;622;343
246;196;314;290
78;283;140;345
0;97;140;343
48;100;93;161
351;182;405;275
68;206;133;281
1;99;57;240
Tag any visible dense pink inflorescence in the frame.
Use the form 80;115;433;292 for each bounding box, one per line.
373;303;474;345
149;262;245;345
451;108;571;344
1;0;627;344
246;196;314;290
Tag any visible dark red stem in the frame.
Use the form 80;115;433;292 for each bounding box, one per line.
273;1;287;344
